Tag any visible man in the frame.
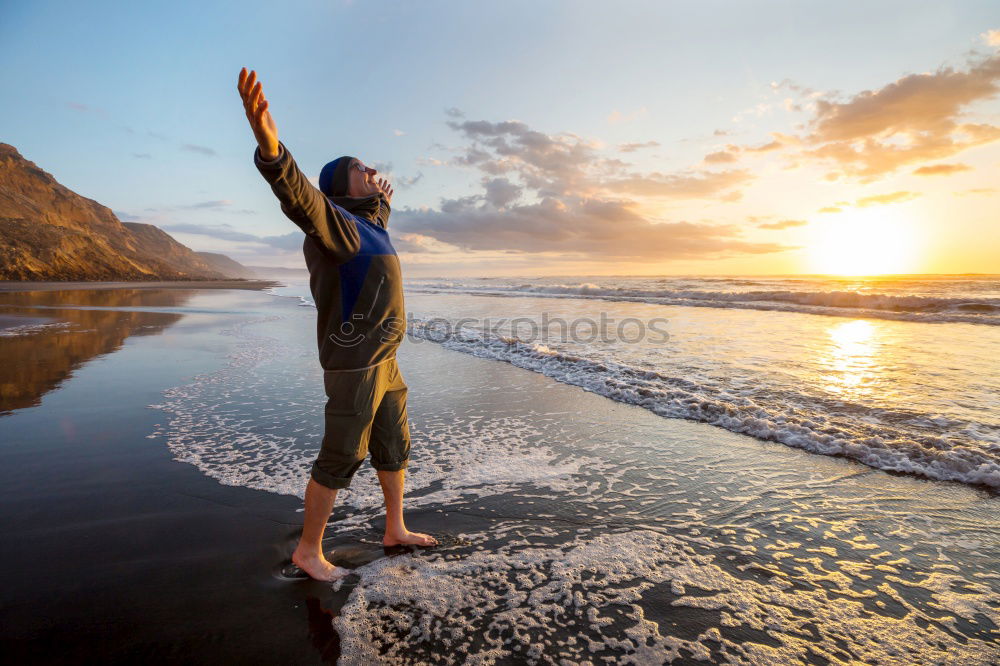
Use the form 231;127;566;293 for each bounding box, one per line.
237;67;437;582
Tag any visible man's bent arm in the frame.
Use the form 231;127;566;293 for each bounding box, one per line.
255;141;361;263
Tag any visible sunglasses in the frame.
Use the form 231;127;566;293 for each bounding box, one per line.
353;161;374;175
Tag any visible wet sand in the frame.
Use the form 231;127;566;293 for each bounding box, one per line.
0;279;282;292
0;287;997;664
0;288;345;663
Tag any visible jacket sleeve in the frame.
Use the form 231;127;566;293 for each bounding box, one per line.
377;198;392;229
254;142;361;263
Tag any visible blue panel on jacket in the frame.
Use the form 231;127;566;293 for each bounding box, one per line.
337;214;397;321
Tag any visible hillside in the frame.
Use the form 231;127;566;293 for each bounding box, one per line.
196;252;256;279
0;143;249;281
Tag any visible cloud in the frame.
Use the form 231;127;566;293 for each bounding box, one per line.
955;187;996;196
607;106;648;125
743;138;787;153
393;129;405;136
731;102;773;124
912;162;971;176
724;51;1000;182
770;78;820;98
703;150;738;164
114;210;143;222
159;222;300;250
132;152;152;159
444;116;751;200
983;29;1000;47
371;161;423;189
854;191;920;207
618;140;660;153
699;135;793;164
395;197;791;260
482;177;522;209
65;101;109;117
604;168;752;198
393;112;785;262
180;143;217;157
781;97;803;112
795;52;1000;180
394;232;461;254
135;200;257;215
757;219;808;230
816;191;920;213
395;173;424;188
182;200;233;210
159;223;258;243
445;117;606;196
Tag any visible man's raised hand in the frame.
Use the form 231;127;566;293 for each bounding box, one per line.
377;177;394;204
237;67;280;160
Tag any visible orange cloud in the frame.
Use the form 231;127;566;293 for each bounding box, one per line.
912;163;972;175
603;169;752;198
796;53;1000;180
703;150;738;163
855;191;920;207
757;219;808;230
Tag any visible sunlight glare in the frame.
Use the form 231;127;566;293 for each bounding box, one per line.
808;207;916;275
822;319;879;397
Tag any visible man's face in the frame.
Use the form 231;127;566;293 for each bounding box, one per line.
347;159;380;197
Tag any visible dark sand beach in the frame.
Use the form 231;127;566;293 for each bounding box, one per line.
0;279;282;292
1;284;997;664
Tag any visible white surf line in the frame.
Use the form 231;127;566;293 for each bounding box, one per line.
406;318;1000;490
403;285;1000;326
145;314;609;533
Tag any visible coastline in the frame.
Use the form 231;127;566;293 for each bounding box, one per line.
0;286;997;663
0;279;282;293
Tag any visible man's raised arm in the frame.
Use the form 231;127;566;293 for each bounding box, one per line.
237;68;360;263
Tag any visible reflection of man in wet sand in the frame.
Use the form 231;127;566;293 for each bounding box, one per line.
237;68;437;582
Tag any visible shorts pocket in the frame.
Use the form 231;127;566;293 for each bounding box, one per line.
323;370;369;416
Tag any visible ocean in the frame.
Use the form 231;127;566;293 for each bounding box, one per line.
3;281;997;662
270;274;1000;492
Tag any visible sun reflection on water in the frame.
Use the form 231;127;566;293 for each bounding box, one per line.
821;319;881;398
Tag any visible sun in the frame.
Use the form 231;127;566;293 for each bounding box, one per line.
806;207;917;275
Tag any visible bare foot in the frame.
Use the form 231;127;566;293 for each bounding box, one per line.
292;549;352;582
383;529;439;547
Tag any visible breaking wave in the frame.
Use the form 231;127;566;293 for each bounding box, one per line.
408;317;1000;490
406;281;1000;325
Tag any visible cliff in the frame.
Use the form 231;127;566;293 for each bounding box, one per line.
196;252;257;279
0;143;250;281
121;222;227;279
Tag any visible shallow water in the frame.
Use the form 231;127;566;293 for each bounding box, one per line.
267;274;1000;491
3;286;998;663
142;303;1000;664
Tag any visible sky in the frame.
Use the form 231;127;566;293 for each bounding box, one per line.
1;0;998;277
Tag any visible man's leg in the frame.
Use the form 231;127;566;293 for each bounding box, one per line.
292;478;352;581
295;366;377;581
377;469;438;547
369;360;437;547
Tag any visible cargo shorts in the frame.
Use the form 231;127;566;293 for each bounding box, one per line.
311;356;411;490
